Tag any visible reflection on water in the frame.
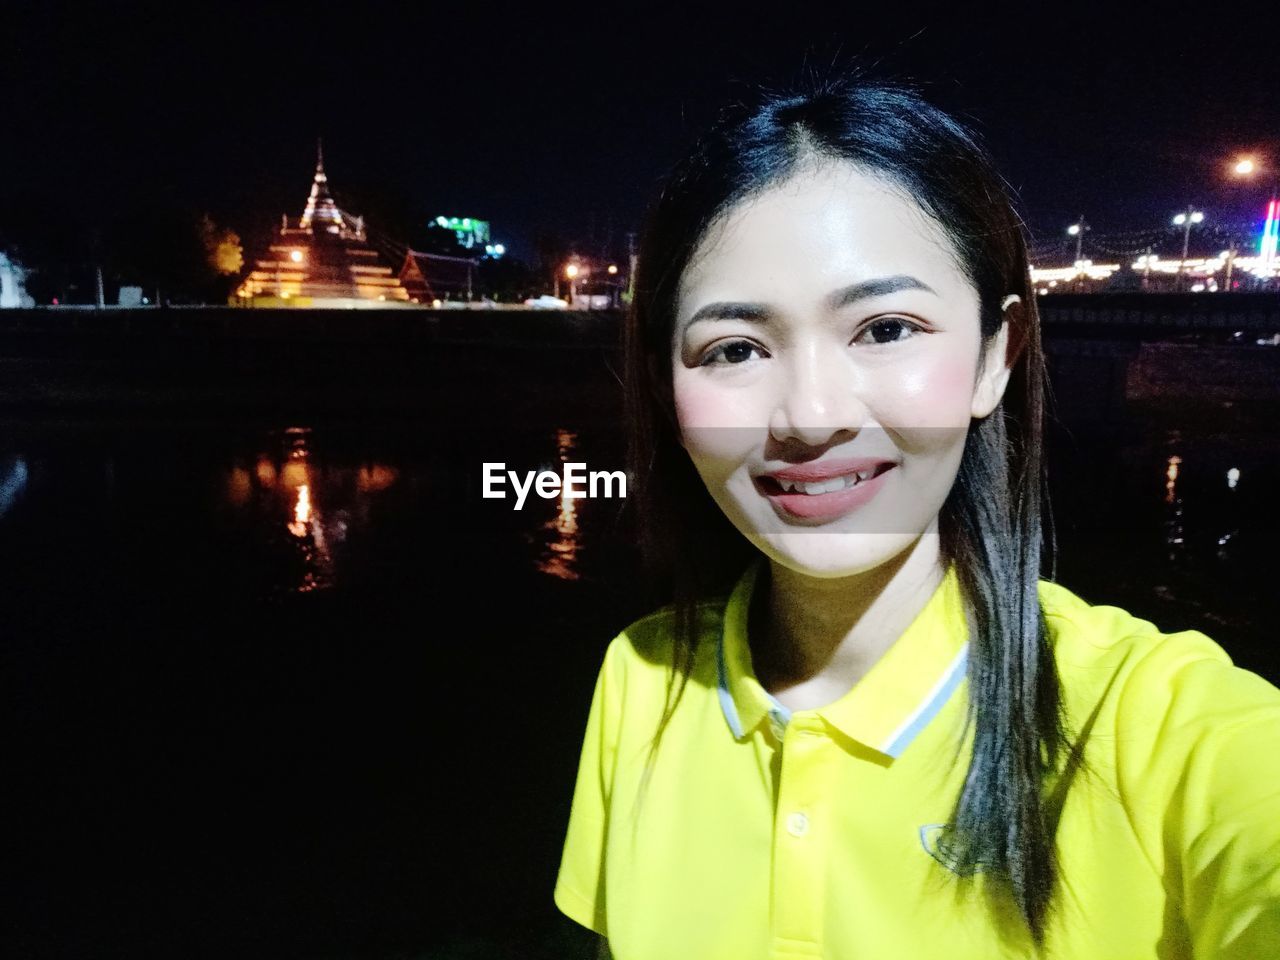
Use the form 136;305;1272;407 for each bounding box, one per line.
1164;454;1181;504
220;426;402;595
0;409;1276;960
1163;453;1185;559
289;483;312;537
1158;450;1247;564
357;464;397;492
1217;466;1241;559
0;455;28;518
536;427;583;581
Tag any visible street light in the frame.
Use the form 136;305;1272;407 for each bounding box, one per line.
607;263;620;306
564;262;585;307
1067;217;1089;291
1172;207;1205;291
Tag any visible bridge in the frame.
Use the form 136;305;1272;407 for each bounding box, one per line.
1036;292;1280;335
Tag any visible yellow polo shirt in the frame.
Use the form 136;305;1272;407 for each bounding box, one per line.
553;560;1280;958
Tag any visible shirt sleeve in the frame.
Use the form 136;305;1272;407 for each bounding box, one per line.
1171;660;1280;958
1119;637;1280;958
554;635;624;937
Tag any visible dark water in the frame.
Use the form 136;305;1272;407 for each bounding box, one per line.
3;366;1277;958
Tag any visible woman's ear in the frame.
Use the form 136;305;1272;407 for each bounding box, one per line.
970;296;1027;419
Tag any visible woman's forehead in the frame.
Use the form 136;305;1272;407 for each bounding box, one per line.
677;161;972;311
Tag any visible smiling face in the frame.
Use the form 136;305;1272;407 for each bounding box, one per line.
671;159;1014;579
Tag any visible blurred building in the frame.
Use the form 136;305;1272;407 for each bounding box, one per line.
431;216;507;260
236;145;411;307
0;250;34;308
434;216;489;251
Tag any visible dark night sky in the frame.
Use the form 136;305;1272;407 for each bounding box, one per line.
2;1;1276;264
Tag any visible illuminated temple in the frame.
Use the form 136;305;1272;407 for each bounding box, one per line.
236;144;411;307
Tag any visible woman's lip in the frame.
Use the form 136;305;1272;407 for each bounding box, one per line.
755;464;895;521
759;458;896;484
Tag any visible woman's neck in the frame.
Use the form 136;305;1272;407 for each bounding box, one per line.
748;531;947;707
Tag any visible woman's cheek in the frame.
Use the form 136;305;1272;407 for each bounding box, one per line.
673;372;766;432
870;355;976;430
672;374;768;478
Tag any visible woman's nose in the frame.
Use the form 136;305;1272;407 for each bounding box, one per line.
767;346;868;446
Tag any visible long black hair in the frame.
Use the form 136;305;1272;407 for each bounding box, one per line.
623;70;1065;943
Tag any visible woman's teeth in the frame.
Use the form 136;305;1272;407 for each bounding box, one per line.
776;470;875;495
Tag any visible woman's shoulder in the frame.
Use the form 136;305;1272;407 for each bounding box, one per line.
1037;577;1228;667
598;597;730;681
1036;578;1280;752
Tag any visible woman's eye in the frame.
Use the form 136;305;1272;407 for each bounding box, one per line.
852;317;922;346
700;340;765;366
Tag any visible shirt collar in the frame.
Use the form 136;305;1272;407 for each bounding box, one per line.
716;558;970;759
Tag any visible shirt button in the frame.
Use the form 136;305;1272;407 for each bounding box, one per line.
786;811;809;837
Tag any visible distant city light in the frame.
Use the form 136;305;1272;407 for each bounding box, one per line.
565;264;580;279
1067;224;1081;236
289;250;303;263
1263;199;1279;264
1030;260;1120;283
607;264;618;274
494;244;504;255
1234;158;1255;175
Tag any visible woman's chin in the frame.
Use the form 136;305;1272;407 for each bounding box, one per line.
750;530;927;580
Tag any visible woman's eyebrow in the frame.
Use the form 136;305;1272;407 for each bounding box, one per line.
826;274;937;308
682;301;773;329
681;275;938;332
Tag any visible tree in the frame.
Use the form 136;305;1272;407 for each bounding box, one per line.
199;214;244;277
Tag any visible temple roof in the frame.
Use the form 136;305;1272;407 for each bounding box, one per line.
399;250;478;301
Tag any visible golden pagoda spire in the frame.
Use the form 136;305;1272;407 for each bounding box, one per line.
300;137;343;234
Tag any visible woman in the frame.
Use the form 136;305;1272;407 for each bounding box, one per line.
553;73;1280;959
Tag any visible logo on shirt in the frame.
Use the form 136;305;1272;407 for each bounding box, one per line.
918;823;987;876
